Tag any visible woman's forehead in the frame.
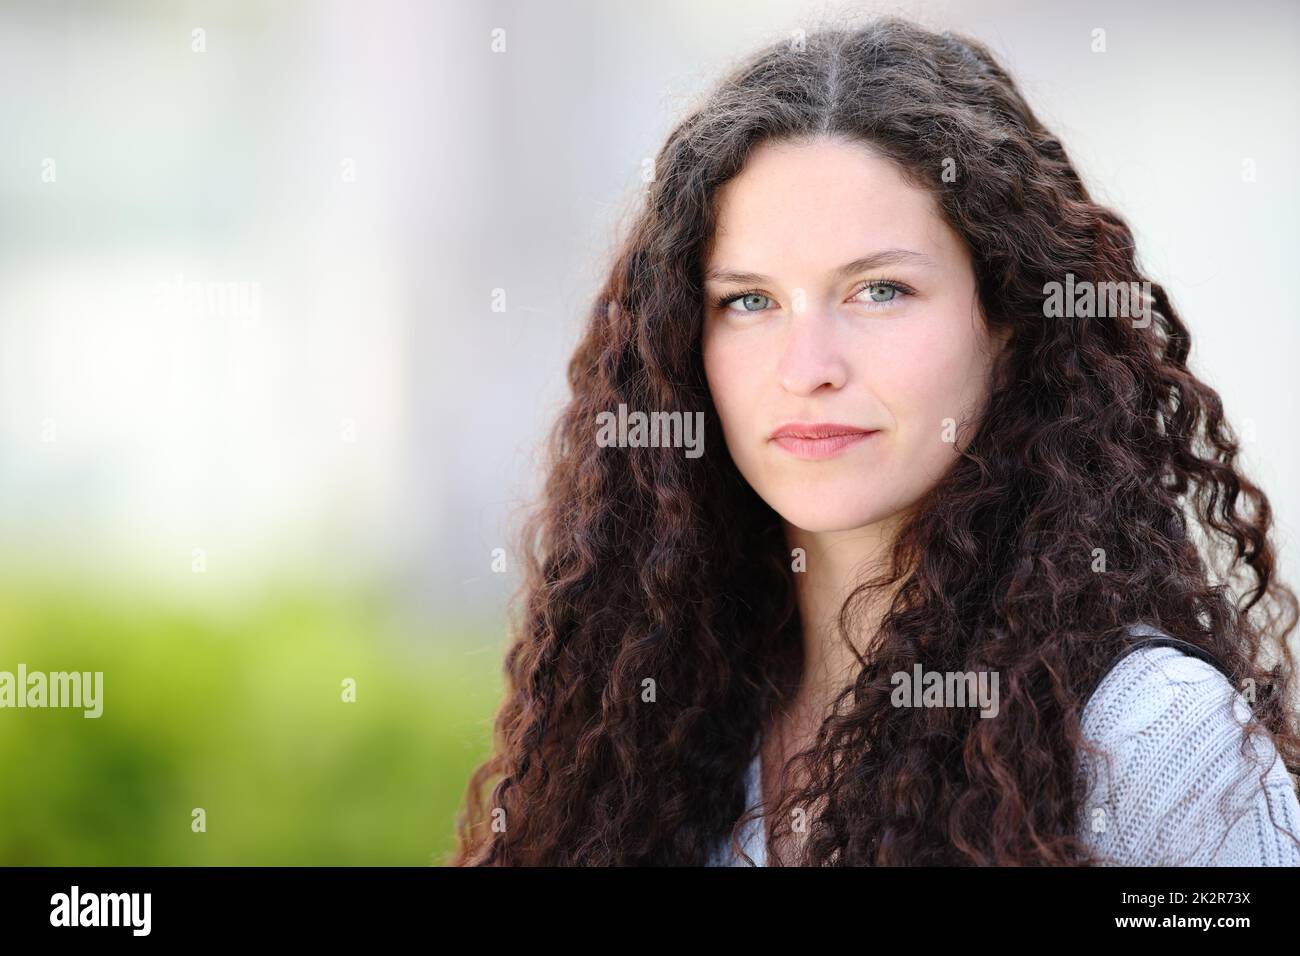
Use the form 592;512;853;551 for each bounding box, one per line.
705;140;957;272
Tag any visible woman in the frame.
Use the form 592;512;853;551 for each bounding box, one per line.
450;16;1300;866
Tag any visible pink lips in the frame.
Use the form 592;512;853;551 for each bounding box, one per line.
769;422;878;460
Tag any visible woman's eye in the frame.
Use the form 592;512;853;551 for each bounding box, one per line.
857;281;904;305
720;292;773;313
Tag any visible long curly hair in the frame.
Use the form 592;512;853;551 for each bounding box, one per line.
448;15;1300;865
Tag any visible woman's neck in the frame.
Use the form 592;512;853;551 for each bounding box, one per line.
782;513;906;711
760;514;908;864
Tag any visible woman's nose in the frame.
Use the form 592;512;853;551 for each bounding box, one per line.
776;308;849;395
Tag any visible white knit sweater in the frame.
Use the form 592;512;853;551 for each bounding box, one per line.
709;633;1300;866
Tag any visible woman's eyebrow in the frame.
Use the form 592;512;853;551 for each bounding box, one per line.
704;248;936;284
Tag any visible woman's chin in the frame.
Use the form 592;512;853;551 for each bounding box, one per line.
769;498;896;535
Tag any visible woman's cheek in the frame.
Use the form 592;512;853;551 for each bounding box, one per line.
706;350;760;461
873;329;972;479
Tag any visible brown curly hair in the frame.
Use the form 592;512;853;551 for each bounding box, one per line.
448;14;1300;865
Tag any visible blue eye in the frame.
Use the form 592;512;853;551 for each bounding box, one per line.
855;280;912;307
716;291;773;313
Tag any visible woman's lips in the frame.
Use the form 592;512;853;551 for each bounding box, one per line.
769;424;878;461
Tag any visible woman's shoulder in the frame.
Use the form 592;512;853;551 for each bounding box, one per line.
1077;640;1300;865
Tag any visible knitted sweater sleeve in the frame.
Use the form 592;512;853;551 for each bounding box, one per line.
1076;644;1300;865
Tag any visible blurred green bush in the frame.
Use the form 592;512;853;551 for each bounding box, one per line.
0;573;504;865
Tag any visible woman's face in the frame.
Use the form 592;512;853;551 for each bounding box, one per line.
701;137;1006;534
